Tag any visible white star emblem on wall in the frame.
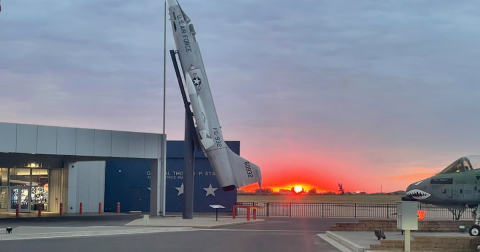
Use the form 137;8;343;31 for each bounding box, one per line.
175;183;184;196
203;183;218;197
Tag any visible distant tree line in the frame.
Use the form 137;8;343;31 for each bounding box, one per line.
236;186;407;195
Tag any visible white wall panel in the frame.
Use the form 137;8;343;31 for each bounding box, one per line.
37;126;57;154
0;122;164;159
77;162;91;212
94;130;112;157
67;163;78;213
76;129;94;156
57;127;76;155
67;161;105;213
16;124;37;154
98;162;105;206
159;135;166;159
128;132;144;158
112;131;128;157
88;162;102;212
0;123;16;152
144;133;159;159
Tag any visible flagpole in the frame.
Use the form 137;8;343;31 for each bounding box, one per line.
161;0;167;217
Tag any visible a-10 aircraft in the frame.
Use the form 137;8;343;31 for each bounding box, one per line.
404;155;480;236
167;0;262;191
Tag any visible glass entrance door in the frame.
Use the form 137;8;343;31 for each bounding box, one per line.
0;187;7;211
10;187;30;212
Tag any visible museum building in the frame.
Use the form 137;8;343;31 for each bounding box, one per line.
0;122;237;215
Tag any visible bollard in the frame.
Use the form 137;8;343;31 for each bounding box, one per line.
117;202;120;214
79;202;83;215
98;202;102;214
15;204;19;218
38;204;42;217
59;203;63;215
143;215;150;226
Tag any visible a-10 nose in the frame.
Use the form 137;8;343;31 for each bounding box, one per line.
406;183;414;192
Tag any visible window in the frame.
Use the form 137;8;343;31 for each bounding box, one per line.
439;159;465;174
0;168;7;186
463;156;480;170
463;159;472;171
31;169;48;187
9;168;31;186
31;169;48;205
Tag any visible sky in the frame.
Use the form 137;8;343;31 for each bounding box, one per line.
1;0;480;193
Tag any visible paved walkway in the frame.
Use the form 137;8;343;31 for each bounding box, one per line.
0;225;192;241
0;211;136;219
0;215;261;240
125;216;264;228
324;231;470;252
0;217;342;252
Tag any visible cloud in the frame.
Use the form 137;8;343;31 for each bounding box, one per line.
1;0;480;192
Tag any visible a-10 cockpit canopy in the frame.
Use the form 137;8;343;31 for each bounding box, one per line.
439;155;480;174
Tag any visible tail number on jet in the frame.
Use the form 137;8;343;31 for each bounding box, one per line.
213;128;222;148
244;162;254;178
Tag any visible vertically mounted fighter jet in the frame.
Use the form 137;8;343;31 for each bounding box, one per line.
404;155;480;236
167;0;262;191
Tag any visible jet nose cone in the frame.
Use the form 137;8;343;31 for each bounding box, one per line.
406;183;414;192
405;180;431;200
168;0;179;8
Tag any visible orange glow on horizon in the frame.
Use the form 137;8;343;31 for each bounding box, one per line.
294;185;303;193
240;183;323;193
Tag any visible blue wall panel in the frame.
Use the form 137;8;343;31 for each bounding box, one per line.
104;159;151;212
104;141;238;213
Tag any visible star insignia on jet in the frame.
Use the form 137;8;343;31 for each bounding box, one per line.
175;183;184;196
193;77;202;86
203;183;218;197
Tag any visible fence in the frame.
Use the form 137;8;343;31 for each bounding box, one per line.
234;202;474;220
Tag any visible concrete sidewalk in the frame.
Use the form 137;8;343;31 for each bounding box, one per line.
0;211;142;221
0;226;193;241
125;216;264;228
323;231;470;252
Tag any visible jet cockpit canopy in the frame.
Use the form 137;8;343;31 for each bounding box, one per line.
439;155;480;174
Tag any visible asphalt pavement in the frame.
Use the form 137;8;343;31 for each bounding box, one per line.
0;217;356;252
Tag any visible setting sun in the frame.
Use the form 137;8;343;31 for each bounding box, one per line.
294;185;303;193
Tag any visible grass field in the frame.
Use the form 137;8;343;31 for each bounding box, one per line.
237;194;403;204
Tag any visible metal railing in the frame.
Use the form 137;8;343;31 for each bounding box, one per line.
234;202;474;220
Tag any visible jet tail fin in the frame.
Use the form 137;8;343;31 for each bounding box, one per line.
226;148;262;189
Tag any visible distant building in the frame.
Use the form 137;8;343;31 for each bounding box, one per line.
279;189;293;195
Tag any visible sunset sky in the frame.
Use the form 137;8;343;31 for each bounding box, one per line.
1;0;480;193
